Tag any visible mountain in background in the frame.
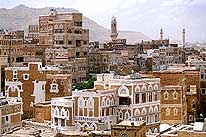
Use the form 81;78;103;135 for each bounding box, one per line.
0;5;151;43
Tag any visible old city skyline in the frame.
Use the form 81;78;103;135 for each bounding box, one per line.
0;0;206;43
0;0;206;136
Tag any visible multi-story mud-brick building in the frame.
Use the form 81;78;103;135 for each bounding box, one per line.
39;9;89;83
4;62;72;117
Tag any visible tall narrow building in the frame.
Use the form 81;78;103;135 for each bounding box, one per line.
182;28;185;48
110;16;118;41
160;28;163;41
39;9;89;83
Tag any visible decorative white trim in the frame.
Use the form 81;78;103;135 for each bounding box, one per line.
23;74;29;80
118;85;129;97
166;107;170;116
173;107;178;116
164;91;169;100
141;107;147;115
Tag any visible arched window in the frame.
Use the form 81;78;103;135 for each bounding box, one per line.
173;91;178;100
87;97;94;116
135;85;141;92
118;85;129;97
59;24;63;29
141;108;147;115
164;91;169;100
166;108;170;116
174;108;178;116
154;84;159;90
78;97;85;108
154;106;158;113
125;111;130;120
142;85;147;92
87;97;94;108
54;24;58;29
149;107;153;114
148;85;153;91
134;109;140;116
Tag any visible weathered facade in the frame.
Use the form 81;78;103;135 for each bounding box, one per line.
160;85;187;124
94;73;160;134
5;62;72;117
39;9;89;83
0;97;22;135
111;121;146;137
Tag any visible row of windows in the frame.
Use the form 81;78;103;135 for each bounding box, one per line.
166;107;178;116
52;107;69;119
164;91;178;100
0;40;23;45
101;97;115;107
101;108;115;116
135;92;158;104
78;97;94;108
134;84;159;92
134;106;159;116
118;111;159;124
53;40;88;45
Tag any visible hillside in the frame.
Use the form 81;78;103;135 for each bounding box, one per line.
0;5;151;43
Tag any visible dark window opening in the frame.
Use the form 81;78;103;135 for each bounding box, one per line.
201;74;205;80
5;116;8;121
84;41;87;45
68;41;72;45
202;89;206;95
83;52;87;56
135;94;139;104
74;22;82;27
142;93;146;103
76;52;80;57
76;40;81;47
119;97;131;105
16;57;24;62
59;40;64;45
192;103;196;109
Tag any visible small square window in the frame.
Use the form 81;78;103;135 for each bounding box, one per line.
23;74;29;80
50;83;59;93
68;41;72;44
52;84;57;90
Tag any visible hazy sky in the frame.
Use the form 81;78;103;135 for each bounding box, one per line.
0;0;206;42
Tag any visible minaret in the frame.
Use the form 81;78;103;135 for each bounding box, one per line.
160;28;163;41
111;16;118;41
182;28;185;48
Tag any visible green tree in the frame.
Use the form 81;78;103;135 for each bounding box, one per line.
72;77;96;90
